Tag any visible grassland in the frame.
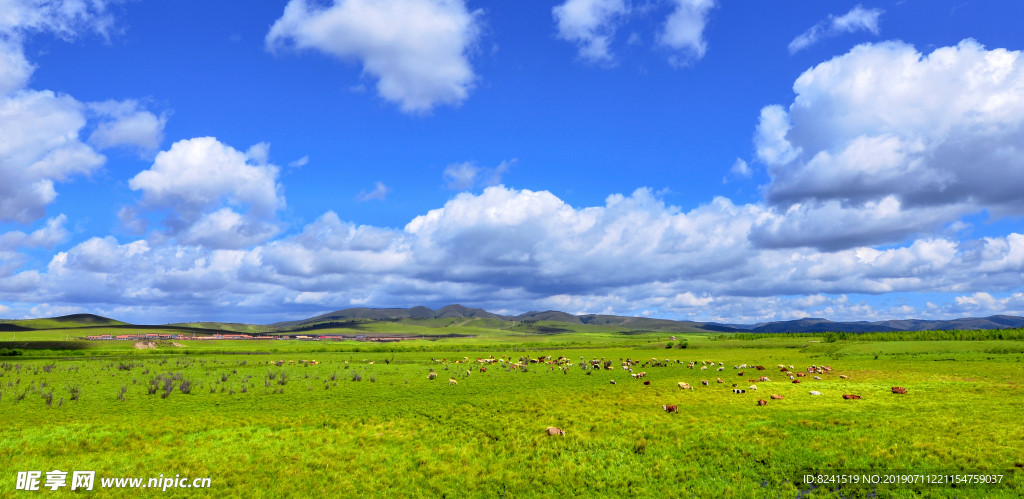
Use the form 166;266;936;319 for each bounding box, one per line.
1;327;1023;498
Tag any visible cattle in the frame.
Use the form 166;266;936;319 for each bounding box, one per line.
448;379;458;385
809;391;821;396
716;378;724;383
428;372;437;380
842;394;862;400
813;376;822;380
701;380;709;386
738;372;745;377
643;380;651;386
480;367;487;373
792;379;800;384
757;399;768;406
609;380;616;385
700;366;708;371
678;382;693;390
663;405;678;413
891;386;907;394
770;394;784;400
546;427;565;436
777;364;785;368
749;385;757;390
732;389;746;394
755;366;766;371
466;370;471;377
758;376;770;382
780;367;789;372
788;365;795;369
840;375;850;379
796;372;806;377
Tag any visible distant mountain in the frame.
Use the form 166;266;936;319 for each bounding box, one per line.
274;306;1024;334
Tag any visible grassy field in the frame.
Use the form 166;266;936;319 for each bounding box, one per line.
1;331;1022;498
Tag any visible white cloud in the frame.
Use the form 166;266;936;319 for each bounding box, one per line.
552;0;629;63
789;5;883;54
355;181;390;202
659;0;715;64
754;39;1024;249
443;159;514;190
266;0;482;113
288;155;309;168
127;137;284;248
0;214;67;250
723;157;750;182
87;100;166;151
0;90;105;223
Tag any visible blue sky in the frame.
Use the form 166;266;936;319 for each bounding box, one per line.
2;0;1024;324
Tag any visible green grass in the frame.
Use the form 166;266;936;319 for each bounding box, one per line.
1;334;1023;497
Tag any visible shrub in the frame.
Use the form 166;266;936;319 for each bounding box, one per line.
351;372;362;382
180;379;192;394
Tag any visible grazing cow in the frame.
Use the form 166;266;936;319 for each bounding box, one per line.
732;389;746;394
428;372;437;380
809;391;822;396
792;379;801;384
701;380;709;386
840;375;850;379
609;380;616;385
546;427;565;436
749;385;757;390
466;370;471;377
891;386;907;394
758;376;770;382
757;399;768;406
813;376;822;380
643;380;651;386
717;378;724;383
796;372;806;377
738;372;745;377
700;366;708;371
780;368;790;372
717;366;724;371
770;394;784;400
678;382;693;390
755;366;766;371
663;405;678;413
777;364;785;368
788;365;795;370
842;394;862;400
448;379;458;385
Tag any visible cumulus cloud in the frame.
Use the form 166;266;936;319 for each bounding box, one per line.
127;137;284;248
723;158;751;182
0;90;105;223
753;39;1024;249
659;0;716;64
266;0;482;113
88;100;167;151
552;0;629;63
789;5;883;54
355;181;390;202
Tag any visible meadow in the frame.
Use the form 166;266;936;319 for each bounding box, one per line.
1;330;1023;498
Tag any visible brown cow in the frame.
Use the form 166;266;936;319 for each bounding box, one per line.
770;394;784;400
840;375;850;379
643;380;651;386
716;378;724;383
757;399;768;406
842;394;862;400
546;427;565;436
792;379;801;383
891;386;907;394
796;372;806;377
663;404;678;413
701;379;709;386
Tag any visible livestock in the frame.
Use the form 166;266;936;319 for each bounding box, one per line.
749;385;757;390
738;372;745;377
792;379;801;384
770;394;784;400
448;379;458;385
755;366;766;371
716;378;724;383
663;405;678;413
480;367;487;373
643;380;651;386
758;376;770;382
428;372;437;380
757;399;768;406
466;370;471;377
546;427;565;436
732;389;746;394
700;366;708;371
840;375;850;379
701;380;709;386
891;386;907;394
777;364;785;368
813;376;822;380
796;372;806;377
678;382;693;390
609;380;616;385
809;391;821;396
717;367;724;371
842;394;862;400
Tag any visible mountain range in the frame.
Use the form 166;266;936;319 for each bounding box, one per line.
270;304;1024;333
